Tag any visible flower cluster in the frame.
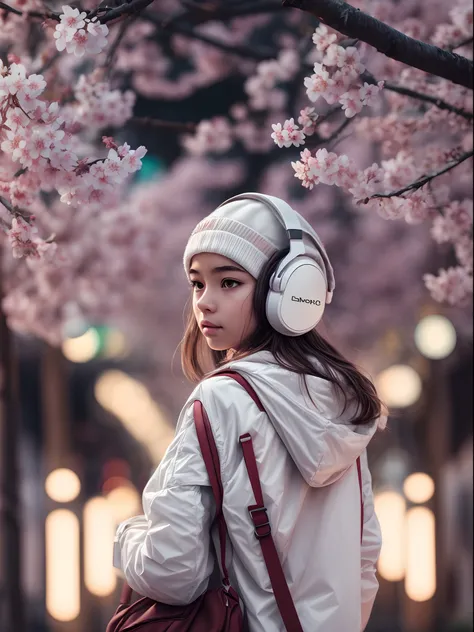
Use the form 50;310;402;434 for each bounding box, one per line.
304;26;384;116
271;118;306;148
54;5;109;57
8;216;40;259
181;49;300;156
270;27;384;151
73;75;136;130
182;117;233;155
244;49;300;111
0;61;146;258
423;266;472;306
431;199;473;245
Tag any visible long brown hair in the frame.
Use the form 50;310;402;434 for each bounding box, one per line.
181;250;384;425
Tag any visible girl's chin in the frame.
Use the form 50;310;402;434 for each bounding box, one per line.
206;341;229;351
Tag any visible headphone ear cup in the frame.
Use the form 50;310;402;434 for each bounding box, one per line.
266;258;327;336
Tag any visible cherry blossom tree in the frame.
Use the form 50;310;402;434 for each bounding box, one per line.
0;0;472;311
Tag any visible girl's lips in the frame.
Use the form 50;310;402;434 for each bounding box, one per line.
202;326;221;336
201;322;222;336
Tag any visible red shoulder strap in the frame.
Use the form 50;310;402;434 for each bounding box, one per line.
357;456;364;542
217;370;365;541
201;369;365;631
214;371;304;632
193;400;233;590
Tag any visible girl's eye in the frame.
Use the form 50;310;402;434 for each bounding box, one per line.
222;279;241;289
190;280;203;290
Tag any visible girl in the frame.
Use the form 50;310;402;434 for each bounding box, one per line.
113;192;386;631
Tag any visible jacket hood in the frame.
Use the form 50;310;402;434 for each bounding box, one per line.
217;351;386;487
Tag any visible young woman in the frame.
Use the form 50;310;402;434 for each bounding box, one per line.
113;193;386;631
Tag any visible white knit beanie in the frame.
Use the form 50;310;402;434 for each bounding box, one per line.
183;193;335;293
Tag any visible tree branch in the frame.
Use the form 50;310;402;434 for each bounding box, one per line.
362;72;473;121
145;15;275;60
98;0;155;24
0;0;59;20
0;196;33;223
0;217;11;233
282;0;473;89
448;36;473;52
163;0;282;28
131;117;197;132
368;150;473;200
103;15;136;73
0;195;14;215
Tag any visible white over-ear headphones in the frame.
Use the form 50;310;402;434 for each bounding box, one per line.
220;193;336;337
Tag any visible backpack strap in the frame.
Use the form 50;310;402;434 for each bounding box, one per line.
193;400;234;592
357;456;364;543
216;370;365;541
213;371;304;632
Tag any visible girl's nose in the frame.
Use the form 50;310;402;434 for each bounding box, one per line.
196;290;217;313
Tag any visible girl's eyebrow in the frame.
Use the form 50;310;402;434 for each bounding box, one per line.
189;265;246;275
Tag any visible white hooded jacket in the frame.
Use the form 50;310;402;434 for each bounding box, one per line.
114;351;384;631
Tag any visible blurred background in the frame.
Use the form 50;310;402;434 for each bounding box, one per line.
0;0;472;631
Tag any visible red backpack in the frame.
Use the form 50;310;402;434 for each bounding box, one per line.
106;371;363;632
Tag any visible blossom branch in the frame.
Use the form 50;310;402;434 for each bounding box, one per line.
0;216;10;233
0;0;60;20
0;195;14;215
97;0;156;24
131;117;197;132
448;36;474;52
282;0;473;89
103;15;136;72
0;195;33;223
145;15;275;60
368;150;473;200
163;0;282;28
362;72;473;121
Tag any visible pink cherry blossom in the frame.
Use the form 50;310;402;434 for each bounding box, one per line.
121;146;148;173
339;91;363;118
298;107;319;135
271;119;305;148
8;217;39;259
431;199;473;243
323;45;348;68
59;5;86;34
312;25;338;52
86;21;109;55
53;7;109;56
424;266;473;305
359;81;385;107
304;65;331;102
182;118;233;155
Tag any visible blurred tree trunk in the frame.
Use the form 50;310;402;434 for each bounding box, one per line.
0;253;25;632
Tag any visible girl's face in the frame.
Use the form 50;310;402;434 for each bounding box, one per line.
190;253;257;352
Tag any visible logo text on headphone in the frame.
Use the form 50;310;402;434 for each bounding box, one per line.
291;296;321;306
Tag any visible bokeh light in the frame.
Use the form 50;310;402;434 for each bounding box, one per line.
45;468;81;503
374;490;406;581
415;314;457;359
62;328;100;363
405;507;436;601
376;364;422;408
95;370;175;463
404;472;435;504
46;510;80;621
84;497;117;597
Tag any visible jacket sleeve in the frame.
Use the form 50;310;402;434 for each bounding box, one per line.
359;451;382;631
113;399;216;605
